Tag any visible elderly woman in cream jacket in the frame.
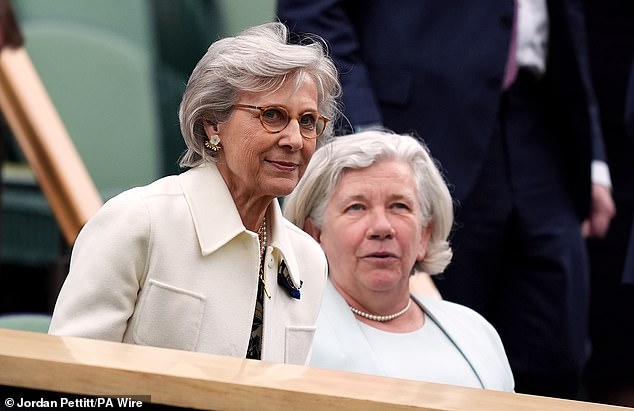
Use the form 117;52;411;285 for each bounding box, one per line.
49;22;341;364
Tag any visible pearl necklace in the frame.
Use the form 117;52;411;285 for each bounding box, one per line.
349;299;412;322
257;217;270;299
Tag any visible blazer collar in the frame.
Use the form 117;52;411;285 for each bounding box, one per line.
177;163;303;290
178;164;245;255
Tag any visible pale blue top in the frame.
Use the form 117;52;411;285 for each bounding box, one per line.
357;316;482;387
309;280;515;392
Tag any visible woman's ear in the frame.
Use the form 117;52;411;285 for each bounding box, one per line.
203;120;219;138
417;223;433;262
303;217;322;243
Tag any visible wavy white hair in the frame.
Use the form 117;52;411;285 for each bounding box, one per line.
283;130;454;275
178;22;341;168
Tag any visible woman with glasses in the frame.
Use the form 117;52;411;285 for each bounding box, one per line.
49;22;341;364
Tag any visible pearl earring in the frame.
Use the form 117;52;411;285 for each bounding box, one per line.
205;135;222;152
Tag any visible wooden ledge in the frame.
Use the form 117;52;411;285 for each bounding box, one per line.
0;329;629;410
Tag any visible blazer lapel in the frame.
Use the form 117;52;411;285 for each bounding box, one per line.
322;281;386;376
268;203;304;294
178;164;246;255
413;295;490;389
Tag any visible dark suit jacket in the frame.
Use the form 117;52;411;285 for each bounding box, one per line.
583;0;634;286
278;0;605;218
625;58;634;142
623;61;634;285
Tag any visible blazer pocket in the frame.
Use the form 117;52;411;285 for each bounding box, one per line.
367;65;413;107
133;279;205;351
285;325;317;365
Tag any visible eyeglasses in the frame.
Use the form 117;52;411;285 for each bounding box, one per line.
233;104;329;139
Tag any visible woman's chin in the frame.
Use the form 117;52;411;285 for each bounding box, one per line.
267;179;300;197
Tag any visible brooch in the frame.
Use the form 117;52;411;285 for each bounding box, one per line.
277;260;302;300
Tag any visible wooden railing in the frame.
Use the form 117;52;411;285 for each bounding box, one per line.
0;328;630;411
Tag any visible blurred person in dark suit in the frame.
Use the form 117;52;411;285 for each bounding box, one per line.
583;1;634;405
277;0;615;399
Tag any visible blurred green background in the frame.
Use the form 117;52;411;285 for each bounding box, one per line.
0;0;276;316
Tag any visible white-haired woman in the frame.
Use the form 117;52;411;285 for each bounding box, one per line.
49;22;341;364
283;131;515;390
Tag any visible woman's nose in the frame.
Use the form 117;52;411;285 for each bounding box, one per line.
367;209;395;239
278;119;304;151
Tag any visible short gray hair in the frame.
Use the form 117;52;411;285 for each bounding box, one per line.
283;130;454;275
178;22;341;168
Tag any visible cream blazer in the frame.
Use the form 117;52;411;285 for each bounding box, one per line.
49;164;328;365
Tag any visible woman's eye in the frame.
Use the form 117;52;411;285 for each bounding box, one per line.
298;113;317;128
391;202;411;211
262;108;285;122
345;203;365;212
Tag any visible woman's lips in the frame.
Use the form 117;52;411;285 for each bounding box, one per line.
267;159;299;171
362;252;399;263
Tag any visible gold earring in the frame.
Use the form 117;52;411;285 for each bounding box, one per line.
205;135;222;152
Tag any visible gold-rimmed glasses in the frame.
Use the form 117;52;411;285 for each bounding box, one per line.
233;104;329;139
